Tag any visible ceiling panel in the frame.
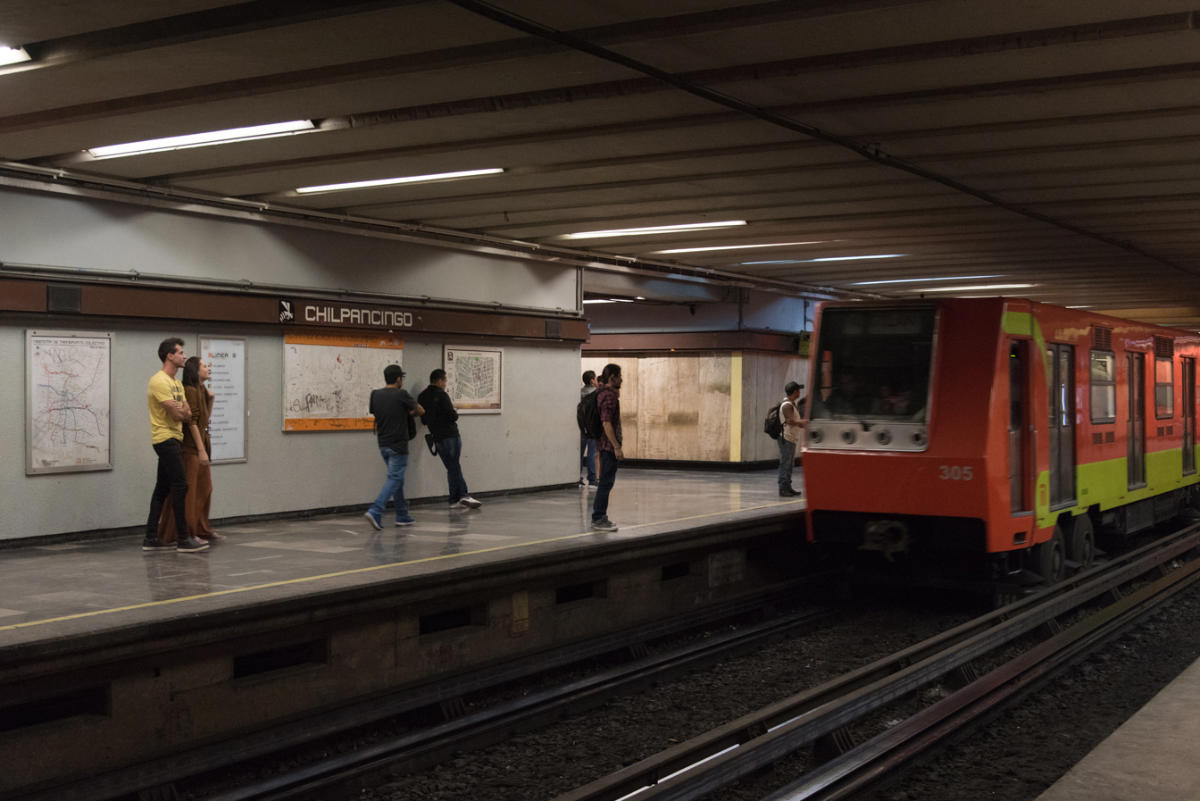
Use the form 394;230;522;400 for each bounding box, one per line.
3;1;1200;324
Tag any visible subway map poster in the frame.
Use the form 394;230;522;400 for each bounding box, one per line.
26;330;112;474
444;346;502;412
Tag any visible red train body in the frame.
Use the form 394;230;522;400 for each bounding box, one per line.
803;298;1200;582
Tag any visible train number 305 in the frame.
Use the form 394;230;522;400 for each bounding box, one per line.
938;465;974;481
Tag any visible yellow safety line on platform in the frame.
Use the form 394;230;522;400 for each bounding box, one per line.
0;499;803;633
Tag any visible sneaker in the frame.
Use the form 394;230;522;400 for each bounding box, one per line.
587;483;599;490
779;487;800;497
141;537;173;551
395;516;415;527
591;518;618;532
577;480;587;488
176;536;210;553
459;496;482;509
363;510;382;530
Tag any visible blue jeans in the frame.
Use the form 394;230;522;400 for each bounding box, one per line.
369;447;408;519
436;435;469;503
580;434;597;483
592;450;619;522
777;437;796;491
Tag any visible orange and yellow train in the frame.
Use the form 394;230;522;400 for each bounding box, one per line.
802;298;1200;585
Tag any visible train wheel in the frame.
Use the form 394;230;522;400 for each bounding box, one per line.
1067;514;1096;571
1035;526;1066;584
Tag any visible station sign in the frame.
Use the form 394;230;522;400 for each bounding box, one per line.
280;299;415;330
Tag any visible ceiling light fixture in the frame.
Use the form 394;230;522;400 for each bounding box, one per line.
583;298;635;304
0;46;31;67
562;220;746;240
912;283;1035;293
741;253;905;265
654;240;827;254
296;167;505;195
852;274;1001;286
87;120;316;159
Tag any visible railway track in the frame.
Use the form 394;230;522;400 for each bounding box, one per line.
121;525;1199;801
555;523;1200;801
101;578;832;801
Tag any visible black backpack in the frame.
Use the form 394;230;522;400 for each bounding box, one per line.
577;391;604;441
763;404;783;440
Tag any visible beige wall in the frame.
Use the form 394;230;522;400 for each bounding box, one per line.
584;352;807;463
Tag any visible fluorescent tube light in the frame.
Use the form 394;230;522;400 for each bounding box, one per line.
0;46;31;66
87;120;316;159
852;274;1001;286
912;283;1034;293
583;298;635;304
296;168;504;194
563;221;746;240
741;253;905;265
655;240;826;254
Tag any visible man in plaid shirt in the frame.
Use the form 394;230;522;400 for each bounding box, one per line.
591;363;624;531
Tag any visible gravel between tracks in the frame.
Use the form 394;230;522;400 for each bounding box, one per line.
359;581;1200;801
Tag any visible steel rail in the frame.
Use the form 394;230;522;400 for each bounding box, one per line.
25;576;821;801
553;524;1200;801
200;603;836;801
770;549;1200;800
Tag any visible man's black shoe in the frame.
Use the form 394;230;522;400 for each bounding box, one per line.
176;536;210;553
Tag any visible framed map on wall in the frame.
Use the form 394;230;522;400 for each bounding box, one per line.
444;346;502;412
26;330;113;474
283;333;404;431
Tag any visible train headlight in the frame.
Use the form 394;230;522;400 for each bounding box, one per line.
876;429;892;445
840;429;857;445
809;429;823;444
911;430;927;447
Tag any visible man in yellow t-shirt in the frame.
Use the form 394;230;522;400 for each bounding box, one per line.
144;337;209;553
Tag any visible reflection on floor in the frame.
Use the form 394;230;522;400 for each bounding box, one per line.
0;467;804;641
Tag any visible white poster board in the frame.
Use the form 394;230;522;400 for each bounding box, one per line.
444;345;502;412
26;330;112;474
199;336;247;463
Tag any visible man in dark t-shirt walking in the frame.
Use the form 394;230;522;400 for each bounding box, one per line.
364;364;424;529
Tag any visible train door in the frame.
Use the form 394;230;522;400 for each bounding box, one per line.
1183;357;1196;475
1047;344;1076;507
1128;352;1147;488
1009;341;1031;513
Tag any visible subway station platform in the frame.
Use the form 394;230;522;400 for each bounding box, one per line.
0;467;804;650
1037;655;1200;801
0;467;807;800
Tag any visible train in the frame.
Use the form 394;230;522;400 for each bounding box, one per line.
802;297;1200;587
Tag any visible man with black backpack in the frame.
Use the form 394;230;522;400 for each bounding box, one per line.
577;370;598;488
777;381;804;497
364;364;424;530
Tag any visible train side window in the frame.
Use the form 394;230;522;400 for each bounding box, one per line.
1090;351;1116;423
1155;357;1175;419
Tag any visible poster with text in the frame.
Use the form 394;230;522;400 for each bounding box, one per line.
200;336;247;462
26;330;112;474
444;346;502;412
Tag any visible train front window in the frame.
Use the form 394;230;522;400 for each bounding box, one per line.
812;307;935;423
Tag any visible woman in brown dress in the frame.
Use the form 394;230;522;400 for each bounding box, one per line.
158;356;222;542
